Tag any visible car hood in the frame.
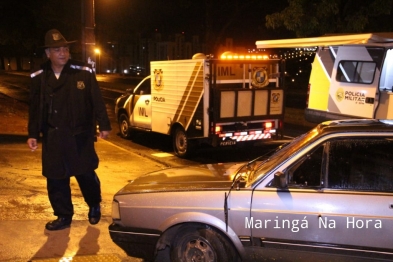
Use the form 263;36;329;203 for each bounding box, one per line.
117;162;246;194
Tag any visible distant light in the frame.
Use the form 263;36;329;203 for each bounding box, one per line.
123;69;128;74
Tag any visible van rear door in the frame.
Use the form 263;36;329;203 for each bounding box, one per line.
327;46;384;118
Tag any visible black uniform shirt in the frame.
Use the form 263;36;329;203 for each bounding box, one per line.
44;70;70;129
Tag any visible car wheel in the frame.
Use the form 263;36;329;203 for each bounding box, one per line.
170;226;239;262
119;113;132;139
173;126;190;158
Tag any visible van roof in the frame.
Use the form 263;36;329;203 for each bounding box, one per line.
255;33;393;48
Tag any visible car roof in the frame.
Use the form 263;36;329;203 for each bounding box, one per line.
317;119;393;135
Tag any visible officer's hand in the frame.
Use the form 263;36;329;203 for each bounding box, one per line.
98;130;110;139
27;138;38;151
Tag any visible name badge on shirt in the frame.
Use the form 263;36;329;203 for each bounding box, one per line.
77;81;85;90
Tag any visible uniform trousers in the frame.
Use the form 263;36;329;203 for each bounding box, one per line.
46;171;101;218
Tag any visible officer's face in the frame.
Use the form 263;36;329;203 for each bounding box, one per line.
45;46;70;69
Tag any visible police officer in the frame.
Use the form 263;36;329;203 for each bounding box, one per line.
27;29;111;231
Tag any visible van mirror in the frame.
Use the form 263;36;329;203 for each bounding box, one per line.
273;171;287;189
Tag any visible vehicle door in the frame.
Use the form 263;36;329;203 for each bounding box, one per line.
327;46;384;118
249;143;325;251
131;77;152;129
321;136;393;253
250;135;393;258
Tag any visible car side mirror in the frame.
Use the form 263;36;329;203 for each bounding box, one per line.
273;171;287;189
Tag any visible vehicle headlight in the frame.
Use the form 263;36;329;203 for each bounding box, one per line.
111;199;121;220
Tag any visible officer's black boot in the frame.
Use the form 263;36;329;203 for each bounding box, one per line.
88;205;101;225
45;217;72;231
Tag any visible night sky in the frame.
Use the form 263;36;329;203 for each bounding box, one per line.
94;0;291;47
0;0;291;55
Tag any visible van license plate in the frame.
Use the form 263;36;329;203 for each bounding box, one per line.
220;140;236;146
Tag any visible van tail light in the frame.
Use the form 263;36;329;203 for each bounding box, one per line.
264;122;273;129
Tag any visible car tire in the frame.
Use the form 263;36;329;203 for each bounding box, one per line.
172;126;191;158
119;113;132;139
170;225;239;262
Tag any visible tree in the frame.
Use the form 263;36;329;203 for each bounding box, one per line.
266;0;393;37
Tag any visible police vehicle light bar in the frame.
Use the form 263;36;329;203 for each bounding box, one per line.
220;54;269;60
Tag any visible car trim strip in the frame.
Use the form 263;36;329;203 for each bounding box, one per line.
109;229;160;237
251;238;393;259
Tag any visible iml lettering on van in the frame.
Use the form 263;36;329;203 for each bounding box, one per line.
218;66;236;76
138;107;148;117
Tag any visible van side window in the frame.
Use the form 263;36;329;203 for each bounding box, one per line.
336;61;376;84
379;49;393;91
135;79;151;95
327;138;393;192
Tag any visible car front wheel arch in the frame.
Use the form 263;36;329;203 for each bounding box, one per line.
168;223;240;262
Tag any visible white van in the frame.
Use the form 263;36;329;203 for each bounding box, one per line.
115;53;286;157
256;33;393;123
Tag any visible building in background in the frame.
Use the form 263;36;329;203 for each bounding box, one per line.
96;32;247;76
2;31;247;75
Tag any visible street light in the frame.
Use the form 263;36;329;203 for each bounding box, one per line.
95;48;100;74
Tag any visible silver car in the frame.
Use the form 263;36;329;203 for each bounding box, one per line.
109;119;393;261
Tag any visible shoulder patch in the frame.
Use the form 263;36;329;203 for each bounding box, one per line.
30;69;43;78
70;64;92;73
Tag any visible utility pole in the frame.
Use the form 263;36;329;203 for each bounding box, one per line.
81;0;96;71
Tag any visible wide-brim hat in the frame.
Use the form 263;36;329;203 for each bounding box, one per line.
43;29;76;48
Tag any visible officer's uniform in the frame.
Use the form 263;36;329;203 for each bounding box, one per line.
28;59;111;218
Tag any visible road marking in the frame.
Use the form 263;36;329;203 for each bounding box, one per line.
151;152;174;157
30;253;124;261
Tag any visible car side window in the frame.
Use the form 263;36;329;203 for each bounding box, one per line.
286;145;324;188
327;138;393;192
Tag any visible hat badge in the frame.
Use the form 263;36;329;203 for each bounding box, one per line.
52;33;62;41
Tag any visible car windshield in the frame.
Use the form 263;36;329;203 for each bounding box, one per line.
248;126;321;185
